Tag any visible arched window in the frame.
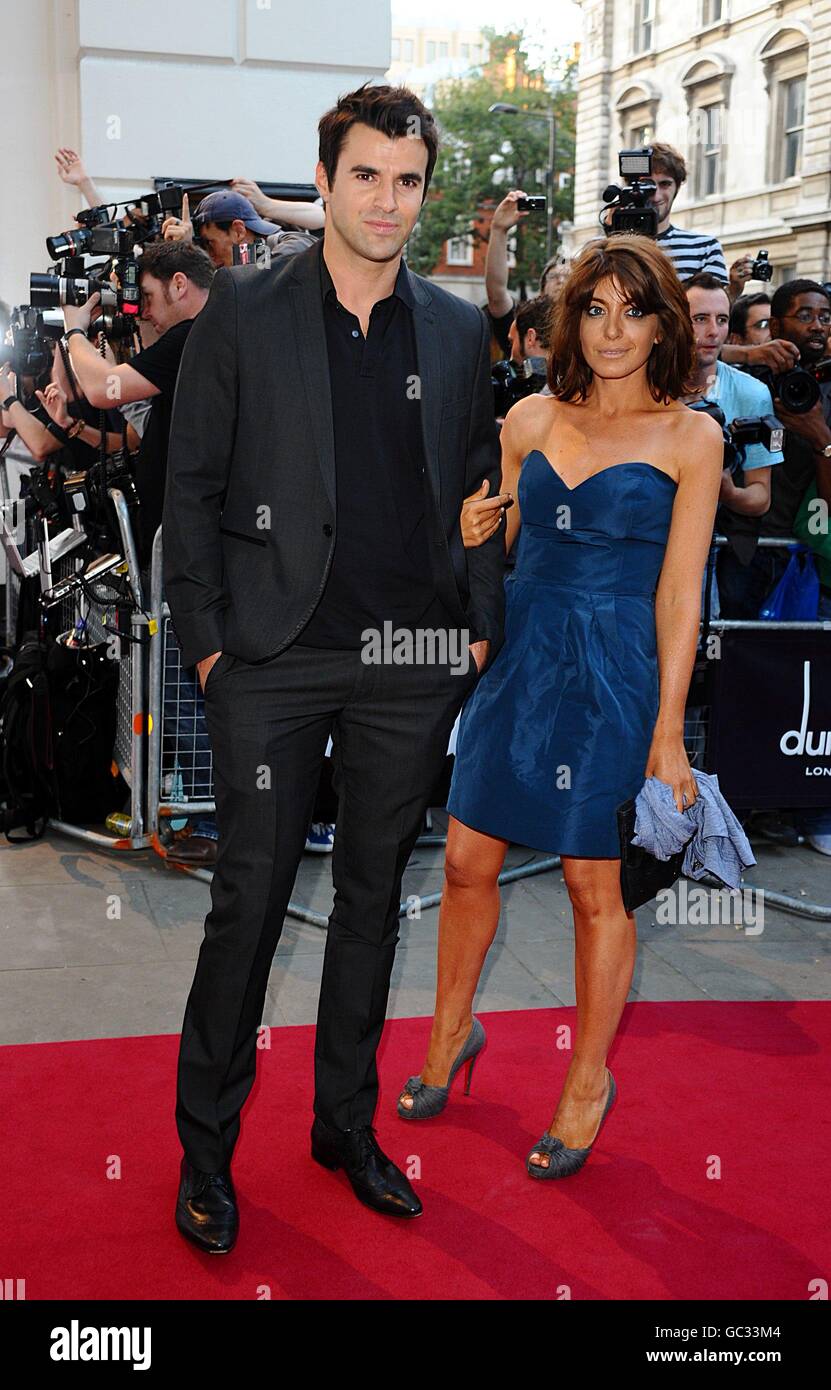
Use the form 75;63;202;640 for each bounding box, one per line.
759;27;809;183
615;83;660;152
680;56;734;199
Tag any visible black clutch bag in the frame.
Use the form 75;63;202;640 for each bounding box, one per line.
616;796;689;914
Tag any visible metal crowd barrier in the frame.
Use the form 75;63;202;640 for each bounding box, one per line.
1;447;151;851
4;493;826;922
144;525;831;923
46;489;152;851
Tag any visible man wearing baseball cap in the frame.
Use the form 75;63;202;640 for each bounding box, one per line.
163;189;317;268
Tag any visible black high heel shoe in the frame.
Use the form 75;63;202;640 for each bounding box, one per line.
526;1069;617;1179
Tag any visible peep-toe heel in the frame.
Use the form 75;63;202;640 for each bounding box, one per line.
397;1017;486;1120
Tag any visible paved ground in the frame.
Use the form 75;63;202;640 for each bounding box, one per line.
1;811;829;1046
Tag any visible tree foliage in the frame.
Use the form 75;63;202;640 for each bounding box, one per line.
407;28;577;295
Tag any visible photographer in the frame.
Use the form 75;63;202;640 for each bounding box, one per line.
681;274;783;522
507;294;552;374
720;279;831;859
227;177;325;232
461;295;550;550
598;141;730;288
162;189;316;269
728;292;772;348
678;273;783;623
716;278;831;621
1;336;122;464
60;240;215;569
485;189;567;354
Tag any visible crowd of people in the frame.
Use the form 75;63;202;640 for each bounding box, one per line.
2;135;830;863
1;82;829;1245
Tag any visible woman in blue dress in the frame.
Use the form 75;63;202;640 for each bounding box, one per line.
396;234;724;1177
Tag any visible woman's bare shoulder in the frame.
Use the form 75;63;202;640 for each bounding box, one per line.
502;392;560;447
670;402;725;478
675;402;724;447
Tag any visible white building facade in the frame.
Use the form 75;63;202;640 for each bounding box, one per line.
1;0;391;308
562;0;831;283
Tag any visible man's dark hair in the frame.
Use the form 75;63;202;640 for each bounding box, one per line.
770;278;831;320
648;141;687;188
729;291;771;339
138;240;215;291
194;218;235;234
515;296;552;352
682;271;731;299
318;83;439;201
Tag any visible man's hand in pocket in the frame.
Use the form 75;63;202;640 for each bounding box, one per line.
197;650;222;692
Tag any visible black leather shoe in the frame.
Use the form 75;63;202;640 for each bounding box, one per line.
311;1118;422;1218
175;1156;238;1253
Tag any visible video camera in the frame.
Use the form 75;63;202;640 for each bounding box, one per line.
601;148;658;237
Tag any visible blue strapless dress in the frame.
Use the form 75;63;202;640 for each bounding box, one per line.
447;450;678;857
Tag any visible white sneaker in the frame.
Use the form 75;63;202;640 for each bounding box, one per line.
807;834;831;857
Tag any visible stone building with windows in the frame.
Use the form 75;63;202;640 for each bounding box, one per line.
561;0;831;285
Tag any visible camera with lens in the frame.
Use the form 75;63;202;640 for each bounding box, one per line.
601;148;658;237
126;183;184;244
0;306;62;379
734;359;831;415
492;357;548;418
750;249;773;282
62;451;141;556
30;221;142;344
19;448;141;566
686;398;784;476
45;205;114;259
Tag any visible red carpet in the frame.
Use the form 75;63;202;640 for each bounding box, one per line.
4;1002;828;1300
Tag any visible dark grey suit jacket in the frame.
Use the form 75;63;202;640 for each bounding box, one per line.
163;235;506;671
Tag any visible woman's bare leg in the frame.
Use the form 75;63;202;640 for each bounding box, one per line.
528;856;636;1166
399;816;508;1108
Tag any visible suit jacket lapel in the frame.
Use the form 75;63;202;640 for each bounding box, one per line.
288;240;336;512
410;280;443;509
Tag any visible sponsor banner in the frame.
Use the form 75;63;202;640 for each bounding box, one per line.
708;632;831;808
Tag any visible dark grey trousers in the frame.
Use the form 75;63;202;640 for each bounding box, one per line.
175;641;478;1172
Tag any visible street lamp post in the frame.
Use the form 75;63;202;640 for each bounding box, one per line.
489;102;557;262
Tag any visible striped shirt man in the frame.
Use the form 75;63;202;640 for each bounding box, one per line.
656;223;728;283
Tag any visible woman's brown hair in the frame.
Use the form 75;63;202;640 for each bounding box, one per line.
547;234;697;404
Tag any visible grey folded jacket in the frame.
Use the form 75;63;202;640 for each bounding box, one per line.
632;771;756;890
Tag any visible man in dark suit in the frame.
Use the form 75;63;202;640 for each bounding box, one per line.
164;83;505;1252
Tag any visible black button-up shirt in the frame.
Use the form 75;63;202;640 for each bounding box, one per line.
296;249;450;648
